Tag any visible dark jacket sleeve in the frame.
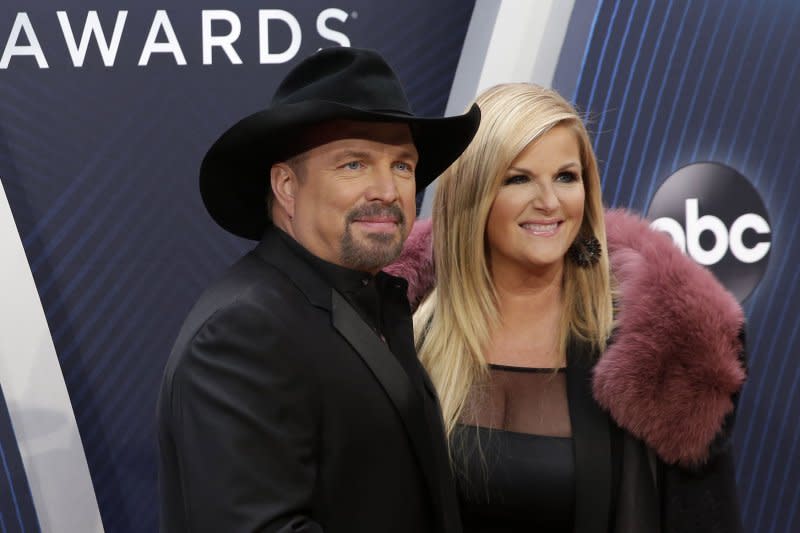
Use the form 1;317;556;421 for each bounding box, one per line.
167;298;323;533
660;328;747;533
659;420;743;533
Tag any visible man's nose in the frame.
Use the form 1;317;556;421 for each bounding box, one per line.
365;165;400;203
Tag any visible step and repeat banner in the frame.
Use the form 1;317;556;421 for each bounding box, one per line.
1;1;798;532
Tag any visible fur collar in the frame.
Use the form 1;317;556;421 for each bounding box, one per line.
385;209;745;467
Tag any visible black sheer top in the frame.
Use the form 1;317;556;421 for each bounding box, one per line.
453;365;575;532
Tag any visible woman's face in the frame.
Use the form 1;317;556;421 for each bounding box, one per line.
486;124;586;277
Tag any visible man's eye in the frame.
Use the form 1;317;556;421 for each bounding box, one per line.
394;162;413;172
503;175;528;185
344;161;362;170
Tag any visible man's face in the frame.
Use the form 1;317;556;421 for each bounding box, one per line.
280;121;418;273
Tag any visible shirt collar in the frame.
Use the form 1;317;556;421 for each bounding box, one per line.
274;227;378;294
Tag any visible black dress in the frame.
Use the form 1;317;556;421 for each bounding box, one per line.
454;365;576;532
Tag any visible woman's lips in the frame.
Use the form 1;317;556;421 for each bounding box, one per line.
520;221;561;237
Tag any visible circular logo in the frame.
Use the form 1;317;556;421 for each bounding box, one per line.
647;162;770;302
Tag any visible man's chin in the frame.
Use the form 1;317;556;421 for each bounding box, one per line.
363;230;400;244
341;236;403;271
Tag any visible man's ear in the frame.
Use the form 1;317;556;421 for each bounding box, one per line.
270;163;298;219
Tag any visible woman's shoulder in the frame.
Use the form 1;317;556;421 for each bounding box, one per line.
594;208;746;468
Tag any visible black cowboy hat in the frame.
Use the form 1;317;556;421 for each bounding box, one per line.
200;46;481;240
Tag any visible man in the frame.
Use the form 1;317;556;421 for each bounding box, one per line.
157;47;480;532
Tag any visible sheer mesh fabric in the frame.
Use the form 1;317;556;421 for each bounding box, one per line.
454;365;575;532
460;365;572;437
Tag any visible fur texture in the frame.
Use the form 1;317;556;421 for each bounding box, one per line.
390;218;435;309
385;209;746;468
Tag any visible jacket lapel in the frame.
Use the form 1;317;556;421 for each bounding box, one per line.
614;434;660;533
331;291;443;511
567;339;613;533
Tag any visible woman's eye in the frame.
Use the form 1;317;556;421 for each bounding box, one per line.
556;171;580;183
503;175;529;185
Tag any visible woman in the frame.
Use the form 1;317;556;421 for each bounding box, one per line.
387;83;746;532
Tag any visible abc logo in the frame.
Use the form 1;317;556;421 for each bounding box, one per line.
647;162;770;302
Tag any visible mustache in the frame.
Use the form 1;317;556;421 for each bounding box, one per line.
346;203;406;225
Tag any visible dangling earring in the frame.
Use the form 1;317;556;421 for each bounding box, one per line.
568;235;601;267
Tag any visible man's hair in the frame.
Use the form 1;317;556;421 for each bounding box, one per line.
414;83;615;439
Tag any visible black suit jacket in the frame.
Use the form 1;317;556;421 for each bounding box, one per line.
158;228;460;532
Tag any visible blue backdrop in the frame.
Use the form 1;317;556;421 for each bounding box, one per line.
555;2;800;532
1;1;798;532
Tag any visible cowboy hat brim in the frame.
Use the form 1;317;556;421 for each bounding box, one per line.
200;100;480;240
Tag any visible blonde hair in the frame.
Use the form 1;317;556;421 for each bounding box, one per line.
414;83;614;439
